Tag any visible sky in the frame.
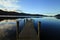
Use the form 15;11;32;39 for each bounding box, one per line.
0;0;60;15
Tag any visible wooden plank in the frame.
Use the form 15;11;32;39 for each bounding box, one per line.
19;19;38;40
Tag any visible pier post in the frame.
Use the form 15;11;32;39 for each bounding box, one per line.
16;21;19;40
38;21;41;40
24;19;26;25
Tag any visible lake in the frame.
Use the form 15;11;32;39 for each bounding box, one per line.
0;17;60;40
33;17;60;40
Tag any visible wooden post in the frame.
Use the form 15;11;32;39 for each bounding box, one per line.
26;18;28;22
16;21;19;40
24;19;26;25
38;21;41;40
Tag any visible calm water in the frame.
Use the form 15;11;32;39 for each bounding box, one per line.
32;17;60;40
0;17;60;40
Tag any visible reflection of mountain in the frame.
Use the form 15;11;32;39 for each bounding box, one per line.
55;17;60;19
0;10;44;16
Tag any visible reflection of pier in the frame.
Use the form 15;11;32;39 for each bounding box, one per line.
16;19;41;40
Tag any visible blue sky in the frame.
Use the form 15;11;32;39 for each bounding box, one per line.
0;0;60;15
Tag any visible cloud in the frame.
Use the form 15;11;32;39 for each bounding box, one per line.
0;0;20;11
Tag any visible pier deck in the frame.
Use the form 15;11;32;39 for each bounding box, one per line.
19;19;39;40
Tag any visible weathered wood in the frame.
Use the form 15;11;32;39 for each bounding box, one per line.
16;19;41;40
38;21;41;40
24;19;26;25
19;19;38;40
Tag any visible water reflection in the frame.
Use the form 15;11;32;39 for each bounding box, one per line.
32;17;60;40
0;18;26;40
0;17;60;40
0;19;17;40
55;16;60;19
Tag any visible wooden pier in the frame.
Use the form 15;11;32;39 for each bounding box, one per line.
16;19;40;40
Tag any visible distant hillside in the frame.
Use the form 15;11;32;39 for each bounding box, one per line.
0;10;44;16
55;14;60;19
0;10;29;16
55;14;60;17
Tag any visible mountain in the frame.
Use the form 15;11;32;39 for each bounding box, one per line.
55;14;60;17
0;10;44;16
55;14;60;19
0;10;28;16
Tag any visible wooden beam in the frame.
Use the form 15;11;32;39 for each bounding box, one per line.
16;21;19;40
38;21;41;40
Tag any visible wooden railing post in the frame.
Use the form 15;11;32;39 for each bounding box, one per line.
38;21;41;40
16;21;19;40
